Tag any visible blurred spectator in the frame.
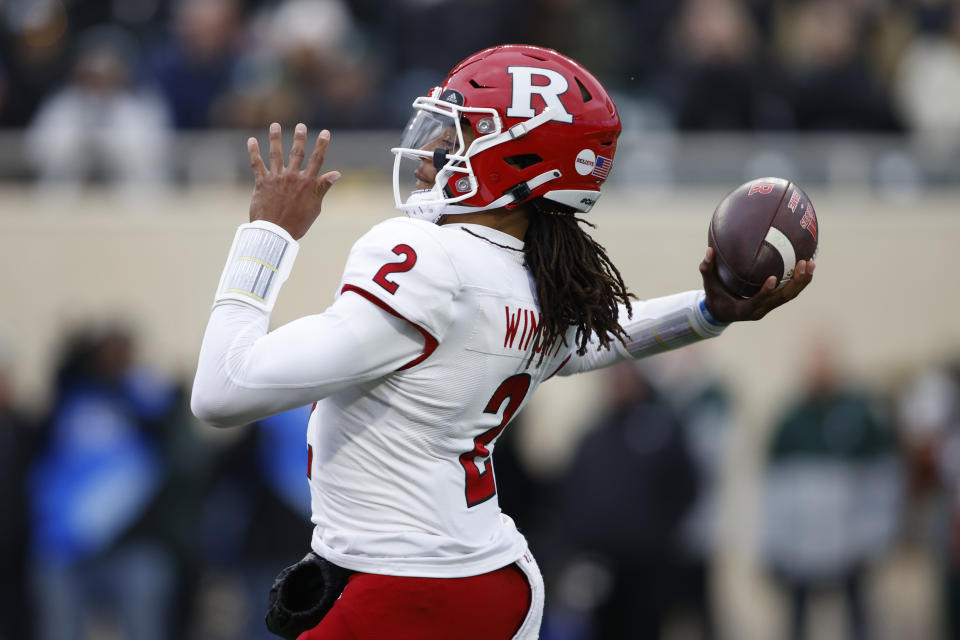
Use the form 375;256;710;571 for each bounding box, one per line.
0;0;948;140
0;0;73;127
776;0;902;131
217;0;384;129
194;405;313;639
145;0;243;129
660;0;794;130
361;0;527;125
28;325;180;640
658;347;734;640
0;338;36;640
0;58;9;127
523;0;622;84
892;2;960;149
609;0;681;92
267;0;381;128
25;25;172;196
545;361;696;640
761;341;903;640
897;360;960;640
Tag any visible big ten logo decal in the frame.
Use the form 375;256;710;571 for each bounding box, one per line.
506;66;574;123
748;182;776;196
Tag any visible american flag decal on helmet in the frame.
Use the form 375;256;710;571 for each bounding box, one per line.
592;155;612;178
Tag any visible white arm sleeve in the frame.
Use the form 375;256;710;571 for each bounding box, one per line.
191;289;425;428
558;290;728;376
193;217;462;428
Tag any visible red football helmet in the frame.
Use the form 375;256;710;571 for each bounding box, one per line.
392;45;622;222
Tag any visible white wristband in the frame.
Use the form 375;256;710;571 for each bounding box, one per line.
214;221;299;313
622;291;728;359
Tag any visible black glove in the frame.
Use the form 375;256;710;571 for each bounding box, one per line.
265;552;353;639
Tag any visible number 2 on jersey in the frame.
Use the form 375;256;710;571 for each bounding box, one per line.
373;244;417;294
460;374;531;508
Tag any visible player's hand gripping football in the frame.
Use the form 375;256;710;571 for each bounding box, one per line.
247;122;341;240
700;248;815;322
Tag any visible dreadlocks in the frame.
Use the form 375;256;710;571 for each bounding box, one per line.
523;199;634;366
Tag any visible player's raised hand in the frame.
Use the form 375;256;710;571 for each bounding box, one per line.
700;247;815;322
247;122;341;240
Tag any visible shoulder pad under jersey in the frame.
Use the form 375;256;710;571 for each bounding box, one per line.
338;217;460;342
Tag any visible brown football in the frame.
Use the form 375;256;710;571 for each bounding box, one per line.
707;177;819;298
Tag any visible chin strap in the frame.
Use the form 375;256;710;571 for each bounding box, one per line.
437;169;563;217
404;170;563;221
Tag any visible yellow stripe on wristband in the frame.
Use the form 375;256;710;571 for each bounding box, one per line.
224;288;266;303
238;256;279;272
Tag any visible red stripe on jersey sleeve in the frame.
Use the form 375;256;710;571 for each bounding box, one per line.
340;284;439;371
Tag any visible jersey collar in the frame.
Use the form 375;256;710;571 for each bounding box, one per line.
455;224;525;253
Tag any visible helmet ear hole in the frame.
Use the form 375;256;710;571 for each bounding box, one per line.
504;154;543;170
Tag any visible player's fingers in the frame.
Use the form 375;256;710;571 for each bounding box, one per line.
797;260;814;288
792;260;813;288
269;122;283;173
699;248;717;278
288;123;307;173
701;247;714;267
699;250;729;293
779;276;810;306
313;170;342;199
247;137;267;179
761;275;777;293
776;262;812;301
305;130;331;178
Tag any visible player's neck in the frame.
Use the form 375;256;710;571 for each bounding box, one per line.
438;209;529;241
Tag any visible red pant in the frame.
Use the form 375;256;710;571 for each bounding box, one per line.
297;564;531;640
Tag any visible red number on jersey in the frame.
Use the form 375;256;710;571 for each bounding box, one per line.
372;244;418;294
460;374;532;507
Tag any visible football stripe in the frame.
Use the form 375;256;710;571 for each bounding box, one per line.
764;227;796;289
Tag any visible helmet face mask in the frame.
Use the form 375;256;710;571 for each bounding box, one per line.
391;45;621;223
392;92;504;222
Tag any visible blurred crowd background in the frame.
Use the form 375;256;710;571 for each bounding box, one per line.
1;0;960;186
2;0;960;639
4;0;960;134
5;321;960;640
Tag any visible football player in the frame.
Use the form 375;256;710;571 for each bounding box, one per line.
192;45;814;639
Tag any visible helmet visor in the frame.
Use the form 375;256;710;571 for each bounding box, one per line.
397;108;461;159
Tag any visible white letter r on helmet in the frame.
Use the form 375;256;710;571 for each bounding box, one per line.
506;66;574;124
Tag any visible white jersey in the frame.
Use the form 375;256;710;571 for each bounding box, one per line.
308;217;573;577
192;215;726;580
